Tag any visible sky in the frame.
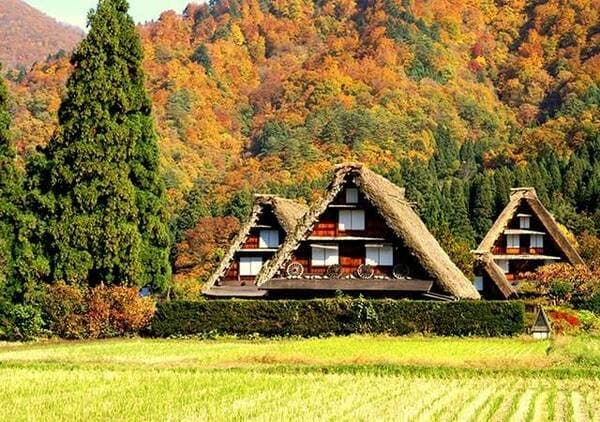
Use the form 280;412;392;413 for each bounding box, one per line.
25;0;197;30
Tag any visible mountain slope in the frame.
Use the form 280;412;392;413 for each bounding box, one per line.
0;0;83;68
6;0;600;236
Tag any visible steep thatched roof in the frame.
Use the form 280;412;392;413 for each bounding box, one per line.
474;253;518;299
475;188;584;265
203;195;308;292
255;163;480;299
473;187;585;299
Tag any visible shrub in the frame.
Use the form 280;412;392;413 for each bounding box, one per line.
0;303;43;341
41;282;87;339
40;283;156;339
525;264;600;307
86;286;156;338
150;299;525;338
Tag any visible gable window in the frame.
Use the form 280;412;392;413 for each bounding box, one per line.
474;276;484;291
338;210;365;231
345;188;359;204
531;234;544;248
507;234;520;249
239;257;263;276
519;216;531;229
311;244;339;266
259;230;280;248
497;259;509;274
365;244;394;266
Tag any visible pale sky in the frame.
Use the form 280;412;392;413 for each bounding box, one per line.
25;0;199;30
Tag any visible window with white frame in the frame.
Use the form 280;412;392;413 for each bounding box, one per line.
519;216;531;229
345;188;359;204
474;276;484;291
530;234;544;248
365;244;394;266
497;259;509;274
239;257;263;276
338;210;365;231
311;244;339;266
507;234;520;248
259;230;280;248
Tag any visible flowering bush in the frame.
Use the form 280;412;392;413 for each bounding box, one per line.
41;282;156;339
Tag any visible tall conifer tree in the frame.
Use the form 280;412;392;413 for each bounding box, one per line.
470;172;495;242
0;64;19;293
39;0;170;289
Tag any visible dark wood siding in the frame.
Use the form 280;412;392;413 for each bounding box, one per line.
282;182;430;280
219;206;286;286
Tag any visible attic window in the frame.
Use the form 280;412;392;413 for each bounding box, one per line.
519;216;531;229
259;230;279;248
339;210;365;231
345;188;359;204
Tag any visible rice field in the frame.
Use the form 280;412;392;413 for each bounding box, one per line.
0;336;599;421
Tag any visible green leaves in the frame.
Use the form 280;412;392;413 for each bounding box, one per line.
37;0;170;290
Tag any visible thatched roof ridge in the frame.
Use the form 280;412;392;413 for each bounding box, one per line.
474;253;518;299
475;188;584;266
203;195;308;292
256;163;480;299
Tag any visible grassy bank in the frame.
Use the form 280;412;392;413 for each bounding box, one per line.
0;336;599;420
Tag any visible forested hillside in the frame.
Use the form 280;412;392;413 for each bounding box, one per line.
0;0;83;68
5;0;599;286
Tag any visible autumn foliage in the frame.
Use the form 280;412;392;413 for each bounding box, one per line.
3;0;600;288
41;282;156;339
525;264;600;306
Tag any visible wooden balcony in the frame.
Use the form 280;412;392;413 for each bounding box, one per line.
493;247;545;255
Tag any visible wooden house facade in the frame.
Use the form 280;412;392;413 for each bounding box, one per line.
473;188;586;299
203;195;308;297
254;164;480;299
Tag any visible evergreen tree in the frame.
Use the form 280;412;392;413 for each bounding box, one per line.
442;178;475;245
470;172;495;242
402;159;444;230
493;167;514;215
36;0;170;289
0;64;19;295
0;66;46;300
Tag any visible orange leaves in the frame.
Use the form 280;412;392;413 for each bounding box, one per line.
174;216;241;281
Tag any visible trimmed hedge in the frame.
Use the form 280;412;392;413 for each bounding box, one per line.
150;299;525;337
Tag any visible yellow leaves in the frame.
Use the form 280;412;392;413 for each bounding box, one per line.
230;24;246;46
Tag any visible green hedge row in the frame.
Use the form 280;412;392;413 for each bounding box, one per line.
150;299;525;337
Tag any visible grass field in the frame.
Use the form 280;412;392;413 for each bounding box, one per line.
1;336;599;421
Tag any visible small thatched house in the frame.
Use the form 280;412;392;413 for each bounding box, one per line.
203;195;308;297
254;163;480;299
472;187;586;299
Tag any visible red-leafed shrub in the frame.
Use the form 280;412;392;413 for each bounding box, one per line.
41;282;155;339
548;309;581;334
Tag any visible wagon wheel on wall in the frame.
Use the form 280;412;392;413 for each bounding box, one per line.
326;264;343;279
286;262;304;278
392;263;410;279
357;264;374;279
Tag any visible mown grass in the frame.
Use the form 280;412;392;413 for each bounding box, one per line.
0;336;599;421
